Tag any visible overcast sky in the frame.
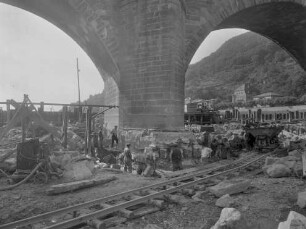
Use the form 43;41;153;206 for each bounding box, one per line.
0;3;247;106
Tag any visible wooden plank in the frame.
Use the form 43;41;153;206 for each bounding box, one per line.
46;176;117;195
132;206;160;218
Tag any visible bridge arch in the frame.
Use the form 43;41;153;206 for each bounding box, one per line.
185;0;306;70
0;0;121;128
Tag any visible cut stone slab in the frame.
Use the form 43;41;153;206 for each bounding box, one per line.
63;159;95;181
266;164;291;178
208;179;251;197
278;211;306;229
216;194;235;208
210;208;250;229
297;192;306;209
46;176;117;195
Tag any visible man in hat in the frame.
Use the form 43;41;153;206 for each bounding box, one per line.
170;140;184;171
111;126;119;148
123;143;132;173
143;144;160;177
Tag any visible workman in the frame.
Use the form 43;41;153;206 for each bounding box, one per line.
143;144;159;177
170;140;184;171
133;153;147;175
98;130;103;150
111;126;119;148
123;143;132;173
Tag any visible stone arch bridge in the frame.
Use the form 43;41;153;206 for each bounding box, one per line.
1;0;306;130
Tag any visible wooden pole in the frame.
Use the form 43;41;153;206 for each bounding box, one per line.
87;107;92;156
62;106;68;149
76;58;82;122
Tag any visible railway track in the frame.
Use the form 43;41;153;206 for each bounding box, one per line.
0;152;269;229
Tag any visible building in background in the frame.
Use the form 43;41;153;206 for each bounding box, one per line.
232;84;252;103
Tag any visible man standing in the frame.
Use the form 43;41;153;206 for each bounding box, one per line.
143;144;159;177
123;143;132;173
111;126;119;148
170;141;184;171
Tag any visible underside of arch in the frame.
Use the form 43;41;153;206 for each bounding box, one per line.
185;1;306;71
216;2;306;71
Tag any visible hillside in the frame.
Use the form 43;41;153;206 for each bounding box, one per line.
185;32;306;101
83;32;306;104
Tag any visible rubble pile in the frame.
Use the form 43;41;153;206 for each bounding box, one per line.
0;126;87;182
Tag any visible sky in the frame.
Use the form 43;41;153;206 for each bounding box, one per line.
0;3;247;107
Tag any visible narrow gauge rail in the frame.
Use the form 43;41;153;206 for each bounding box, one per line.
0;153;268;229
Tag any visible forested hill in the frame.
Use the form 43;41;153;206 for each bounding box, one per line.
84;32;306;104
185;32;306;101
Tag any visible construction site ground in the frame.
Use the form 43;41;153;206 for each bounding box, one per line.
1;152;306;229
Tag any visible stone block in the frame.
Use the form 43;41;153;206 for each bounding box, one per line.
266;164;291;178
210;208;250;229
63;159;95;181
208;179;251;197
278;211;306;229
216;194;235;208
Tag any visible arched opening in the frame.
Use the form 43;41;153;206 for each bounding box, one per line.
0;3;103;105
185;1;306;118
0;1;120;128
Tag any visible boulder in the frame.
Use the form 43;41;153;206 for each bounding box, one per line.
278;211;306;229
265;157;279;167
210;208;249;229
297;192;306;209
208;179;251;197
63;159;95;181
277;159;297;171
50;151;81;169
266;164;291;178
216;194;235;208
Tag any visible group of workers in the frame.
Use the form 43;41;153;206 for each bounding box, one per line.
198;131;256;162
116;140;185;175
118;143;161;176
91;124;257;176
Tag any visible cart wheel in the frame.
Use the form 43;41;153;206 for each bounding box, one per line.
34;172;48;184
